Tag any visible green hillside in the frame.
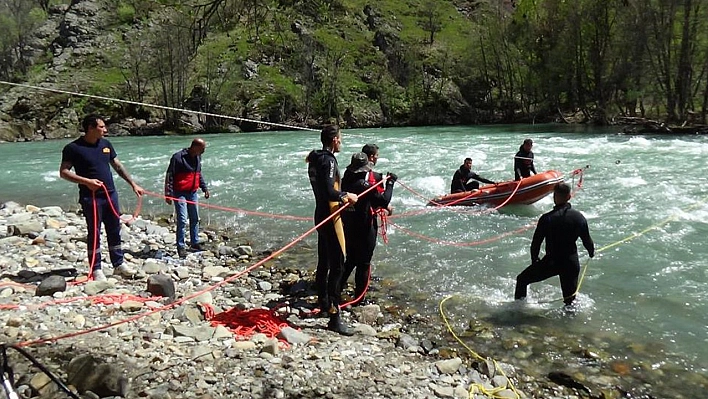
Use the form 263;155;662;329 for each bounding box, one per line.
1;0;707;139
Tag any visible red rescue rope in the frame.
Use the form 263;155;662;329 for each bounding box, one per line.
143;190;310;221
374;208;390;244
79;187;142;283
202;303;291;343
15;177;370;348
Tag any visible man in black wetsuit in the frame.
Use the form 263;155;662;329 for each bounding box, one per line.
451;157;496;193
514;138;537;181
362;143;394;218
514;183;595;305
340;151;396;306
306;125;358;335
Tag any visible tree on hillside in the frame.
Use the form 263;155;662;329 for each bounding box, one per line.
240;0;271;41
148;11;197;128
419;0;443;46
34;0;50;11
610;0;650;118
317;46;348;121
0;0;47;80
299;0;344;23
191;41;238;129
644;0;683;122
582;0;617;124
673;0;705;123
120;31;150;105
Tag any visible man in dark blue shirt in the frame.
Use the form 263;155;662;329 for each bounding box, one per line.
60;114;144;281
514;183;595;306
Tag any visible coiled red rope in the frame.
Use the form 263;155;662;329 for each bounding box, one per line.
81;186;142;282
374;208;390;244
203;303;291;342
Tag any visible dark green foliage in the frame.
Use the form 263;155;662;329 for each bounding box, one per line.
5;0;708;129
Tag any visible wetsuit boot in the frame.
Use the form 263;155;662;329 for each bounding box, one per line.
327;305;354;336
317;297;330;318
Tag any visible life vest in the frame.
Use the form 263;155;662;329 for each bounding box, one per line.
366;171;385;194
174;171;202;192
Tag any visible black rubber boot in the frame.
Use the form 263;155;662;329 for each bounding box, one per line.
327;312;354;336
315;297;330;318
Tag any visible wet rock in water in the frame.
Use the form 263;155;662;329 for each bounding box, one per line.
610;360;631;375
547;371;591;395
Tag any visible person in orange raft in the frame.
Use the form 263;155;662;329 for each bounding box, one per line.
514;138;537;181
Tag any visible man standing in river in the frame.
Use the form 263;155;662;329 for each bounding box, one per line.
514;182;594;306
60;114;143;281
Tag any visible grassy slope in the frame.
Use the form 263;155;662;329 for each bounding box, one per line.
42;0;482;129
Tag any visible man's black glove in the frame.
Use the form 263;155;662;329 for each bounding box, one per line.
386;172;398;183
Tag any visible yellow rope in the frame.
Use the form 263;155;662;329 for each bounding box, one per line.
439;296;521;399
438;198;708;397
539;198;707;304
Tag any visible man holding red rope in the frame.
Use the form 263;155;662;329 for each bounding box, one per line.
60;114;143;281
164;138;210;259
306;125;358;335
340;146;396;306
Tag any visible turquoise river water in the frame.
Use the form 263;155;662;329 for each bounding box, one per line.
1;124;707;396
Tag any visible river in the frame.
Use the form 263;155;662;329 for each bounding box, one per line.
2;124;707;396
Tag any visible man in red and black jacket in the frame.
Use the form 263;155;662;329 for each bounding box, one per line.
165;138;210;258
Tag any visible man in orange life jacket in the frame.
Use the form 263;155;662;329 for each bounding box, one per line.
340;144;396;305
165;138;210;259
60;114;144;281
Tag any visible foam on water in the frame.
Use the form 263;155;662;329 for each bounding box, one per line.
41;170;58;182
2;125;708;389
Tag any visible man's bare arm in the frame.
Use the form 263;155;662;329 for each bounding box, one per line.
60;161;103;192
110;158;144;196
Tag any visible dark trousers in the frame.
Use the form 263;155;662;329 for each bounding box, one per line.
341;223;377;301
315;221;344;312
465;181;480;190
514;256;580;305
80;191;124;272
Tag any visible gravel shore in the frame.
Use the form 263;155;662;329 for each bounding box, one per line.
0;201;528;399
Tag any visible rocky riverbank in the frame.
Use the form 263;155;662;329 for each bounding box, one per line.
0;201;529;399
